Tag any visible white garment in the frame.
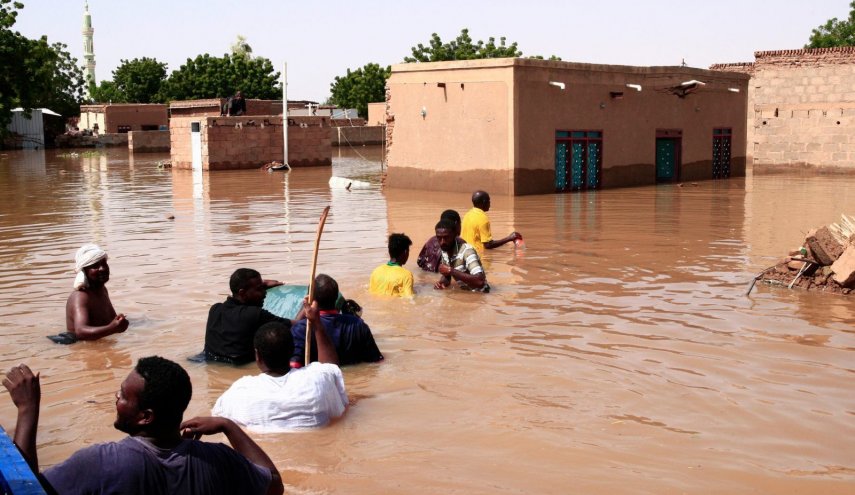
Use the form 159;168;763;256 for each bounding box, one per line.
212;363;348;432
73;243;107;290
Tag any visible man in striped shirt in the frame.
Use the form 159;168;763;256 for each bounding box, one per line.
434;219;489;293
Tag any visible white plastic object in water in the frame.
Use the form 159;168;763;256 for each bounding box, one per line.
329;176;371;190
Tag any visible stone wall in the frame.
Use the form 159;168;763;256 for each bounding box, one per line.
712;47;855;171
170;115;331;170
128;130;170;153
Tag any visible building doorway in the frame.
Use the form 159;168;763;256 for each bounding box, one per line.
712;128;732;179
655;130;682;182
555;130;602;192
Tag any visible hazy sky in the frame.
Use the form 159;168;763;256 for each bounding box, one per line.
12;1;852;102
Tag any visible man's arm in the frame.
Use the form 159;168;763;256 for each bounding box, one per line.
438;264;486;290
67;292;128;340
305;301;338;365
434;274;451;290
484;232;521;249
3;364;41;473
181;417;284;495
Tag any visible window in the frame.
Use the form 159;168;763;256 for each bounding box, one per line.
117;125;131;133
712;128;732;179
555;130;602;192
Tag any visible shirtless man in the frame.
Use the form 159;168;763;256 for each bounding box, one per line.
65;244;128;340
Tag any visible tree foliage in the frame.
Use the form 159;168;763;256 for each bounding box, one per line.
0;0;85;130
807;1;855;48
162;53;280;101
231;35;253;60
329;63;390;118
405;29;523;62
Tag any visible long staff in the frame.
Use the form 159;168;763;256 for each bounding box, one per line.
305;206;331;365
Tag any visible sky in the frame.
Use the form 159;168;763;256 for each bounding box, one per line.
12;0;853;102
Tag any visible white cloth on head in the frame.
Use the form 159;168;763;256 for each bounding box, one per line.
212;363;348;432
73;244;107;290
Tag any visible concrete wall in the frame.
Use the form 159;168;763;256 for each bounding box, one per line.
712;47;855;171
386;58;748;196
367;102;386;126
332;126;385;146
170;115;331;170
129;130;170;153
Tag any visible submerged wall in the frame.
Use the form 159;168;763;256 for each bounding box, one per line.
712;47;855;172
170;116;331;170
129;130;169;153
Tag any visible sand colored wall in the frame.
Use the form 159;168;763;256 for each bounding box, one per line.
333;126;384;146
387;58;747;196
169;99;283;118
367;102;386;126
515;62;748;194
712;47;855;171
128;130;170;153
386;60;515;195
170;116;331;170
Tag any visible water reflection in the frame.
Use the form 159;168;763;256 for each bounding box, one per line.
0;147;853;493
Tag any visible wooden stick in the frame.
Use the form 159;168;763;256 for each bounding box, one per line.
305;206;331;365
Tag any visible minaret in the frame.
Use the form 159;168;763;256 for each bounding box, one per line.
82;1;96;92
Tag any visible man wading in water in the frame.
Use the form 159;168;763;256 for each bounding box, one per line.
64;244;128;341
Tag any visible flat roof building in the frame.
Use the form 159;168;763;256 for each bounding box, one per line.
385;58;749;196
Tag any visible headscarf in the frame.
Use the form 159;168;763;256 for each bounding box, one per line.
74;244;108;290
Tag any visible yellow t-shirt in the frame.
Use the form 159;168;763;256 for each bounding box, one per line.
369;263;414;297
461;207;492;253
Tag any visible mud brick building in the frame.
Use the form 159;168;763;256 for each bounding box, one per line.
384;58;748;196
711;47;855;171
79;104;168;133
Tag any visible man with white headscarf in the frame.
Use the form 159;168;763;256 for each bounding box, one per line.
64;243;128;340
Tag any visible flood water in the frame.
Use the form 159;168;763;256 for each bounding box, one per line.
0;147;853;494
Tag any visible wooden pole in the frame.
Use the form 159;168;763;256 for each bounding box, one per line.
305;205;331;365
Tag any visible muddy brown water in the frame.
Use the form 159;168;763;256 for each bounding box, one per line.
0;148;853;494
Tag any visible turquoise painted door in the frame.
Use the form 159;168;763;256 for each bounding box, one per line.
655;138;677;181
555;142;569;191
571;142;585;189
586;142;600;189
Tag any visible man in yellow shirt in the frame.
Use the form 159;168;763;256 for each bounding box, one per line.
369;233;415;297
461;190;521;253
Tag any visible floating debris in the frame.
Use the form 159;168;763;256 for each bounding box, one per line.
754;214;855;295
156;160;172;169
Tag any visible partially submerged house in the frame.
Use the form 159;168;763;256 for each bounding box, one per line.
385;58;749;196
79;103;168;133
5;108;62;149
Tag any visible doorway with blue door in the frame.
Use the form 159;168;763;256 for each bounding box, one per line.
655;129;682;182
555;130;602;192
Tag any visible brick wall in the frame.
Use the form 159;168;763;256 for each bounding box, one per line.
102;104;167;133
169;99;283;118
712;47;855;170
170;115;331;170
129;130;170;153
332;126;385;146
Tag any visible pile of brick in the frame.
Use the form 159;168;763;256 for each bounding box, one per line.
760;215;855;294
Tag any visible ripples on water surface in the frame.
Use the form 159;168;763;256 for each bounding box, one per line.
0;148;853;494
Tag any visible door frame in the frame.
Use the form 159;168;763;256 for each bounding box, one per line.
655;129;682;183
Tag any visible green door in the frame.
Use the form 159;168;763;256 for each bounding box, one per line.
656;138;678;181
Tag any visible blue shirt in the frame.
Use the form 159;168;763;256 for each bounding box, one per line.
290;311;383;366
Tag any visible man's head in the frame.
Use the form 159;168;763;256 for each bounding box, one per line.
114;356;192;435
73;244;109;290
230;268;266;306
471;190;491;212
254;321;293;374
313;274;339;311
440;209;461;236
235;90;243;98
435;219;457;254
388;233;412;265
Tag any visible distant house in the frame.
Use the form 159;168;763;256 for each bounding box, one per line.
385;58;749;195
79;103;168;133
6;108;63;149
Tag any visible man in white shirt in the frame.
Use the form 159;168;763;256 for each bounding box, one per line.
212;301;348;432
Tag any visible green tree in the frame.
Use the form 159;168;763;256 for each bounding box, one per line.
329;63;390;118
0;1;85;130
807;1;855;47
89;80;125;103
162;53;280;101
111;57;167;103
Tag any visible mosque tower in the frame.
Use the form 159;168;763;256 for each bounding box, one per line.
82;1;96;91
